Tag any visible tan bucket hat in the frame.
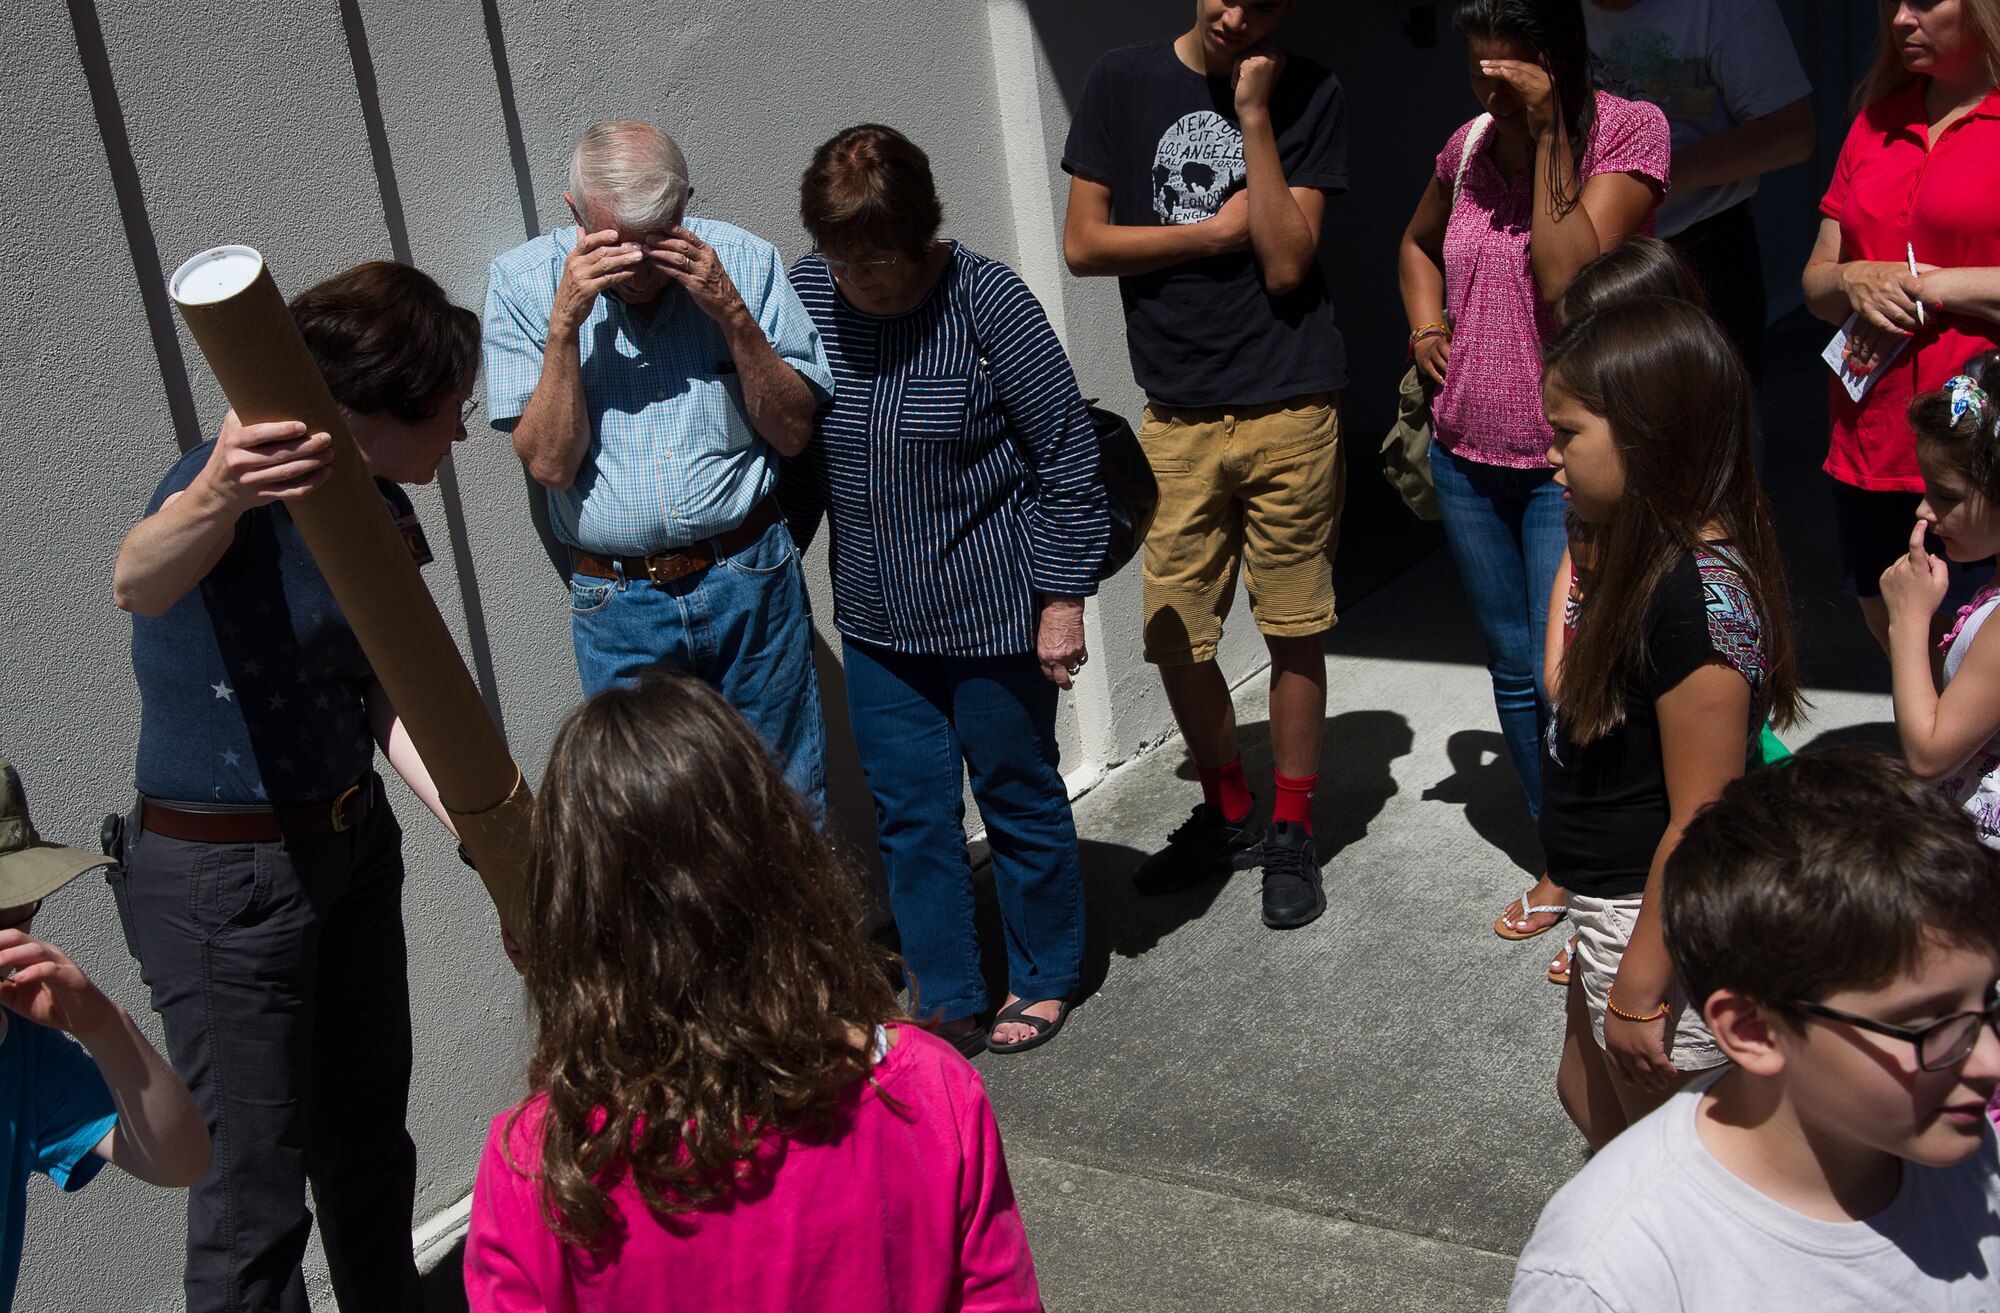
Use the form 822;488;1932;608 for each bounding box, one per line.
0;758;114;910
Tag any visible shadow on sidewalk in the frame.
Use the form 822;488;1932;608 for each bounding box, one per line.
421;1237;469;1311
1421;729;1542;877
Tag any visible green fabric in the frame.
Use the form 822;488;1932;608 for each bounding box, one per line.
1753;723;1791;770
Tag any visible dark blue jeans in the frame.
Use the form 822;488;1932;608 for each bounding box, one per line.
107;776;421;1313
1430;440;1569;819
842;640;1084;1021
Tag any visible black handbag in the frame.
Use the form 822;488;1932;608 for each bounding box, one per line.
1085;401;1157;580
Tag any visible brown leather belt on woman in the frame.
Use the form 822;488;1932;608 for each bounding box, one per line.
571;496;782;586
140;782;372;843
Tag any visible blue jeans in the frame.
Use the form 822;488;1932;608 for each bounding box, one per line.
842;639;1085;1021
1430;440;1569;819
568;518;827;812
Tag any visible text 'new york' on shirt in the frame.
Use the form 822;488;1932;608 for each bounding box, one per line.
1061;41;1348;409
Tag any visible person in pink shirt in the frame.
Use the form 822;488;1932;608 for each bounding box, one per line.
1399;0;1669;966
464;673;1042;1313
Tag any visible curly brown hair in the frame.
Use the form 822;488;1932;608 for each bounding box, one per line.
514;673;903;1248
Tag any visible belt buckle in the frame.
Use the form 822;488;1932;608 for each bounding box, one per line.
329;783;363;833
645;550;705;585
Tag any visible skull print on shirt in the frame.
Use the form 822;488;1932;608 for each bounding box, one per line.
1152;111;1245;224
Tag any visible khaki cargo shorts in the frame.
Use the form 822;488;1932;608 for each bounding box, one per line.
1138;392;1344;666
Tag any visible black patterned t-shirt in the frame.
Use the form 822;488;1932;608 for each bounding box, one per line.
1541;546;1769;898
1061;41;1347;408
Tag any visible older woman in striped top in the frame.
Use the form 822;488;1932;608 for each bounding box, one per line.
788;124;1108;1057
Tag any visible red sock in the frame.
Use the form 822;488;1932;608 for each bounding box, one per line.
1196;757;1253;824
1273;770;1316;834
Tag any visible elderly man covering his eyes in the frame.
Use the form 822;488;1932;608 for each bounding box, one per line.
484;120;836;810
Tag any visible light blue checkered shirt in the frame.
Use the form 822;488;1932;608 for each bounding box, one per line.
482;218;834;554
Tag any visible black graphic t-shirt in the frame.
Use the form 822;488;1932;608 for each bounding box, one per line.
1062;41;1348;408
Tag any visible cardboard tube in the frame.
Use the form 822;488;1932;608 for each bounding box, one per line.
169;246;529;940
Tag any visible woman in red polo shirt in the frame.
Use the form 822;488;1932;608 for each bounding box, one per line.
1804;0;2000;651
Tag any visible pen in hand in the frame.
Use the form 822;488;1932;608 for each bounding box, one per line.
1908;242;1926;329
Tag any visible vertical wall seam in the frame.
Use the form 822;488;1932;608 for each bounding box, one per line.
64;0;203;454
337;0;414;265
339;0;509;737
984;0;1120;769
481;0;542;239
480;0;573;581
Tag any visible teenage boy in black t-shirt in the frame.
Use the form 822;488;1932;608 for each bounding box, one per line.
1063;0;1348;929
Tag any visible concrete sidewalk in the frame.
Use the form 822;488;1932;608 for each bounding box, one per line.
968;546;1886;1313
408;312;1891;1311
410;554;1890;1313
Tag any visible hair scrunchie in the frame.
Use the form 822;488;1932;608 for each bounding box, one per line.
1946;374;1990;429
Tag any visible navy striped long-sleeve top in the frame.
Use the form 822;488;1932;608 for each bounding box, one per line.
788;244;1108;658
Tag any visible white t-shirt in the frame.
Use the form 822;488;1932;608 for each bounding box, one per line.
1510;1074;2000;1311
1585;0;1812;236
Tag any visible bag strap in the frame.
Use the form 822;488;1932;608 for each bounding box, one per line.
1447;114;1495;322
1452;113;1492;208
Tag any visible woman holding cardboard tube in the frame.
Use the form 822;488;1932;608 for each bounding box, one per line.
110;261;474;1313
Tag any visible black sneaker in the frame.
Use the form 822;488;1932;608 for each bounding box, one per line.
1132;802;1263;895
1259;821;1324;929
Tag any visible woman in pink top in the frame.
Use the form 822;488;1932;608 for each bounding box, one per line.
464;673;1042;1313
1398;0;1668;958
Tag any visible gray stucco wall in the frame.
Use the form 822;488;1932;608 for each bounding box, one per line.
1;3;1117;1308
2;2;1872;1308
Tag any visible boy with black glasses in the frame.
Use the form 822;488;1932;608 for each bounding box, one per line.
1511;746;2000;1310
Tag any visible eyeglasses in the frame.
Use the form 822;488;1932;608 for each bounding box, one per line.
459;398;481;425
817;250;901;274
0;899;43;933
1790;993;2000;1072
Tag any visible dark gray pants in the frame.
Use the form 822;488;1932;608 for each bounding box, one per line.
108;775;423;1313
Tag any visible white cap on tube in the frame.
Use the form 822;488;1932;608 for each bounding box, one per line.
170;246;264;306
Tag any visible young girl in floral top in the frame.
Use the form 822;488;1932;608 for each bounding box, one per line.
1884;353;2000;848
1538;298;1801;1149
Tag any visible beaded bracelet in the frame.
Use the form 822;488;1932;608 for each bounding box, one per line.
1605;996;1671;1024
1409;321;1449;347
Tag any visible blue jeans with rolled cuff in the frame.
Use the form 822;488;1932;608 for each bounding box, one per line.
842;639;1085;1022
567;516;827;814
1430;439;1570;821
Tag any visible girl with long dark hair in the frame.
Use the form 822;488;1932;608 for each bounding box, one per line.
1538;298;1801;1148
1399;0;1670;953
464;674;1042;1312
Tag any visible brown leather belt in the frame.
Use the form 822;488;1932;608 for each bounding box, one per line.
571;497;782;586
140;782;372;844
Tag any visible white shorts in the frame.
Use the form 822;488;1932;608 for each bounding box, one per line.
1570;893;1728;1072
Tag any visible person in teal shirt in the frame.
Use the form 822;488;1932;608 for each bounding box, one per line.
0;758;207;1309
